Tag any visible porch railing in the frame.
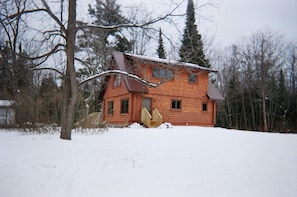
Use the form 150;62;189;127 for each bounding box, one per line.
141;107;163;128
141;107;152;128
152;108;162;127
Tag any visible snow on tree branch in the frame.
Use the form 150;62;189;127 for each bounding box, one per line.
78;70;166;88
76;2;182;31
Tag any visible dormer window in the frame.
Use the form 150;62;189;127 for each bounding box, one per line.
113;74;121;87
152;67;173;79
189;73;197;83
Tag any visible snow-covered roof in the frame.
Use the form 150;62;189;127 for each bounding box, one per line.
0;100;14;107
207;82;224;101
125;53;217;72
112;51;149;93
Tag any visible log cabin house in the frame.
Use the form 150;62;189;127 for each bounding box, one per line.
102;51;223;127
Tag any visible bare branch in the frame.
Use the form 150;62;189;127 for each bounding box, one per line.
0;8;47;22
44;29;66;40
40;0;67;33
31;67;65;77
74;57;90;67
26;43;65;61
78;70;166;87
76;3;181;31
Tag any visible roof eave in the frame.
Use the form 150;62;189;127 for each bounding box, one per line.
207;82;224;101
124;52;217;73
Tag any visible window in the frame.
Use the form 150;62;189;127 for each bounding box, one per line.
202;103;207;111
107;101;114;115
121;99;129;114
113;74;121;87
152;68;173;79
189;73;197;83
171;100;181;109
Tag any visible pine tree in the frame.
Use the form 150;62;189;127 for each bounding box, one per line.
78;0;131;62
277;69;287;107
0;44;14;98
156;28;166;59
77;0;132;118
38;74;61;124
179;0;210;68
88;0;123;45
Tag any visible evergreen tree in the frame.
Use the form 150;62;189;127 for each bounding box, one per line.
88;0;123;45
156;28;166;59
0;43;33;97
77;0;132;117
38;74;61;124
78;0;131;70
115;34;132;52
84;0;131;53
287;94;297;132
39;73;58;96
179;0;210;68
0;44;14;98
277;70;287;110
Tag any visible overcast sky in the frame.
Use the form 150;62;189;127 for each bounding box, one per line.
212;0;297;46
78;0;297;56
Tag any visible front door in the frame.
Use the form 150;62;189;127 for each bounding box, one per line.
142;98;152;114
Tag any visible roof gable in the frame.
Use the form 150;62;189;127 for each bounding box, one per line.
112;51;223;99
112;51;148;93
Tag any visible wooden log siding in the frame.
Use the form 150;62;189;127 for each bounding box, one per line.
102;51;223;127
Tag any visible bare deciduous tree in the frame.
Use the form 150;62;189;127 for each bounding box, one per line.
213;29;296;132
1;0;181;139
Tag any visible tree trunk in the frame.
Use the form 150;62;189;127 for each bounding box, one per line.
262;91;268;132
250;101;256;130
60;0;77;140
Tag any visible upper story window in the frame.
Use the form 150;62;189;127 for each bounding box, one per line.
189;73;197;83
171;100;181;110
152;68;173;79
113;74;121;87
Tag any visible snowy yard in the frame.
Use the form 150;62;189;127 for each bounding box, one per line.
1;125;297;197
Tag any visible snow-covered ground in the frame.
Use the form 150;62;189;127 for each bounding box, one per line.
1;125;297;197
